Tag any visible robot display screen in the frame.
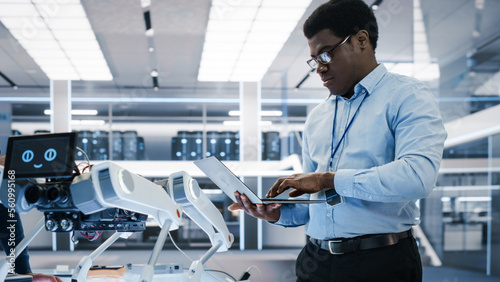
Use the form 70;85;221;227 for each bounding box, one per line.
4;132;77;179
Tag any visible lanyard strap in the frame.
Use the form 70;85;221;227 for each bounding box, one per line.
328;93;369;171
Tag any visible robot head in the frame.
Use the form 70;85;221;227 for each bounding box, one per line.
4;132;77;179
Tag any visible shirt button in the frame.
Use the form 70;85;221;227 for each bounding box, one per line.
334;155;339;159
343;190;347;194
369;196;373;200
327;213;331;217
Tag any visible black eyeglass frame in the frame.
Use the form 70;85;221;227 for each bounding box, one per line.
307;35;351;69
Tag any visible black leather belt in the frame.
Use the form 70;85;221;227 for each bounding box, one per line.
310;229;412;255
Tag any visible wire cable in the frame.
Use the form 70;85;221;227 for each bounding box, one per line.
168;231;194;262
167;232;235;281
76;146;91;168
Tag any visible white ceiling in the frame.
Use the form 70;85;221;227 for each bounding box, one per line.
1;0;499;122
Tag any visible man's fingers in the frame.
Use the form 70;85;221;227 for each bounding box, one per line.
277;179;294;195
288;189;305;198
234;193;249;213
228;203;241;211
267;177;295;198
267;178;284;197
235;192;256;214
239;194;254;210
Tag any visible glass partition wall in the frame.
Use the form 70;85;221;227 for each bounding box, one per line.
421;133;500;275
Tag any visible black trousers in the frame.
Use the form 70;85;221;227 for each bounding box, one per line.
296;236;422;282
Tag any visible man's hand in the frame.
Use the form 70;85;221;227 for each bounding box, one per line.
266;172;335;198
228;192;281;222
0;155;5;166
29;273;63;282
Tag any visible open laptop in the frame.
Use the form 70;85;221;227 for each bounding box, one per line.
194;156;325;204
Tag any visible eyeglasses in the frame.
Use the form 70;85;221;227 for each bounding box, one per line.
307;35;351;69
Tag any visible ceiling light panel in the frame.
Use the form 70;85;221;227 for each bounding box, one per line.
0;1;112;81
0;4;38;17
198;0;312;82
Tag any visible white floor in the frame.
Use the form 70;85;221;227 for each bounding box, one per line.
23;249;500;282
29;248;299;282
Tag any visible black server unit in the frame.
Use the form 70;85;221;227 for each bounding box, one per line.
206;131;220;158
219;131;234;160
262;131;281;160
174;131;190;160
188;131;203;160
91;130;109;160
76;130;92;160
171;137;184;160
122;130;138;160
111;130;123;160
234;131;240;160
137;136;146;160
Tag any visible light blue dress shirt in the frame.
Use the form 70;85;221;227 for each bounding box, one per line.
274;64;447;239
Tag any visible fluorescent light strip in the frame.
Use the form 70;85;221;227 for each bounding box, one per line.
0;1;112;81
44;109;98;115
456;196;491;202
228;110;282;116
198;0;312;82
223;120;272;126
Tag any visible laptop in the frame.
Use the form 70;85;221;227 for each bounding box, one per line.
194;156;325;204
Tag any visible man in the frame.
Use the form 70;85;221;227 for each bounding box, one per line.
0;155;62;282
229;0;447;281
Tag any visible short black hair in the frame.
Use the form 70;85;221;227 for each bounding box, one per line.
303;0;379;50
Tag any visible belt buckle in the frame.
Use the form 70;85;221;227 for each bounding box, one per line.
328;240;344;255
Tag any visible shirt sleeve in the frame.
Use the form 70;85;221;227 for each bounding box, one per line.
272;128;313;227
301;122;317;174
273;203;310;227
334;83;447;202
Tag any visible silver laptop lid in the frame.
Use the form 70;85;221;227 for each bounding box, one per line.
194;156;325;204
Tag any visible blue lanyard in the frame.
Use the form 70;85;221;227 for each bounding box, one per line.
328;93;369;171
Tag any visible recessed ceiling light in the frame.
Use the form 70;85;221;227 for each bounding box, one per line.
198;0;312;82
0;1;112;81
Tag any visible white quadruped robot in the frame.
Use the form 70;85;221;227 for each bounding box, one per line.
0;133;237;282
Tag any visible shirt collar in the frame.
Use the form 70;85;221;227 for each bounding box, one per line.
328;63;387;102
353;63;387;97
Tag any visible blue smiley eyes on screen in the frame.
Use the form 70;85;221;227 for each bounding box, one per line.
21;148;57;163
44;148;57;161
22;150;34;163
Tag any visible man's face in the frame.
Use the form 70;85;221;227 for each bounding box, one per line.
307;29;359;97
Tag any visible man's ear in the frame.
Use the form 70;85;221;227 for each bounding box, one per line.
355;30;370;49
